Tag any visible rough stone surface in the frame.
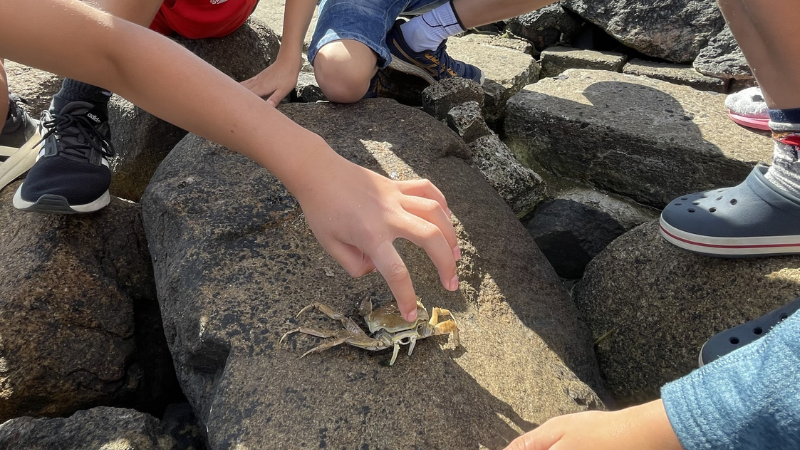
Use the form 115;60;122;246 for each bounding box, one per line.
470;133;547;216
507;4;583;52
109;18;281;202
141;99;608;449
446;35;540;127
422;78;485;122
0;407;176;450
523;193;655;279
540;47;627;78
161;403;206;450
623;59;727;93
4;61;61;117
693;24;752;81
574;221;800;405
505;70;772;208
562;0;725;63
0;184;180;421
447;101;492;143
729;78;759;93
291;71;326;103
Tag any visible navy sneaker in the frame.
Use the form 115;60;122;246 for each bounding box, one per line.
386;20;484;86
13;101;114;214
363;68;394;99
0;94;39;157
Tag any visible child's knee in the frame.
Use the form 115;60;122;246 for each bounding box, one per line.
314;41;377;103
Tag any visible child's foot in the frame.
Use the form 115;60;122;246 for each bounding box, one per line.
699;297;800;366
0;94;39;156
386;21;484;86
726;86;770;131
659;161;800;257
13;101;114;214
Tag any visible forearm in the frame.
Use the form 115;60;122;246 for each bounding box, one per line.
0;0;334;195
278;0;318;59
662;312;800;450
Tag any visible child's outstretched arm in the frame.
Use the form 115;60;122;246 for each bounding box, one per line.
0;0;459;322
241;0;318;105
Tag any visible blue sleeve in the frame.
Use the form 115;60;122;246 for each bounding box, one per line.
661;312;800;450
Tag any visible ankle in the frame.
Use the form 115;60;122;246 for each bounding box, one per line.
401;0;464;52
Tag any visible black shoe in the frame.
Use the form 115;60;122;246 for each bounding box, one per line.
13;101;114;214
699;297;800;366
0;94;39;157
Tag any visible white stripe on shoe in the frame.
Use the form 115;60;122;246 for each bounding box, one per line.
659;217;800;256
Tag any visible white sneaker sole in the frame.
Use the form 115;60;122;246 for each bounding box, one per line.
13;187;110;214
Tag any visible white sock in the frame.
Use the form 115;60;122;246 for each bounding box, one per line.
400;0;465;52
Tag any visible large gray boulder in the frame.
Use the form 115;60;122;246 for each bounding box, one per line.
141;99;608;449
505;70;772;208
524;191;656;279
574;221;800;405
507;4;583;52
0;182;179;422
693;24;752;82
0;407;176;450
562;0;726;63
110;18;281;202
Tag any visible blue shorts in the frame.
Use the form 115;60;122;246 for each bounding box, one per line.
308;0;449;68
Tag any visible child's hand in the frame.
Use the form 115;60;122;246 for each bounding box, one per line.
293;155;460;322
505;400;683;450
242;54;303;107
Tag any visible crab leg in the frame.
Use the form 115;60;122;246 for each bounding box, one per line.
429;307;453;326
390;342;401;366
296;302;346;320
433;320;460;347
301;336;350;359
280;326;339;344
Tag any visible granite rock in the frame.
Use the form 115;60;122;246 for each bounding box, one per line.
574;221;800;405
563;0;726;63
505;70;772;208
141;99;607;449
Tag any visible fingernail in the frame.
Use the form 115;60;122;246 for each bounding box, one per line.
452;246;461;261
445;208;452;218
406;310;417;322
449;275;459;291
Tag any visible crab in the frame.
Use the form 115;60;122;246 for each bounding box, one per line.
281;297;459;365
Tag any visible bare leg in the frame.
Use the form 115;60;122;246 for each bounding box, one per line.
452;0;556;29
0;59;8;124
86;0;163;26
314;39;378;103
717;0;800;109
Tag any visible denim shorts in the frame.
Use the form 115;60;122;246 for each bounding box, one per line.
308;0;449;68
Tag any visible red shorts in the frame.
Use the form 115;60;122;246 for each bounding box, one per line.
150;0;258;39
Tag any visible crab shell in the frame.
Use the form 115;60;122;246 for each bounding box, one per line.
359;297;431;335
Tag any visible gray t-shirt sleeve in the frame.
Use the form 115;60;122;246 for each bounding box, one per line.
661;312;800;450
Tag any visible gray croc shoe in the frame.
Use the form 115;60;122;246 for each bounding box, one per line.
660;164;800;256
699;297;800;366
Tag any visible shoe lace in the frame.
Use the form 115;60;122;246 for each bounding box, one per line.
38;110;115;160
427;43;460;79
